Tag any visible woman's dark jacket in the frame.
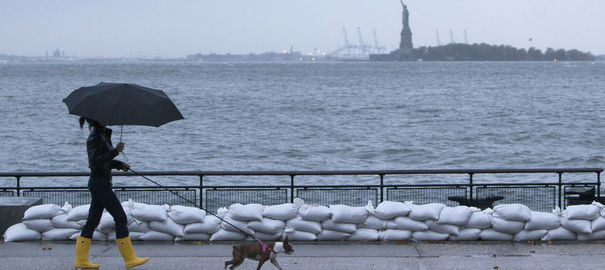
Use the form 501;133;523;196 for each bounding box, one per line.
87;127;123;182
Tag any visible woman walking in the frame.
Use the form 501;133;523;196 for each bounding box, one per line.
74;117;149;269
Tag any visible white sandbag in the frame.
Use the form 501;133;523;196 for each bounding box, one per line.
229;203;264;221
184;216;222;234
131;203;169;222
23;203;68;220
378;229;412;241
298;204;332;222
127;220;151;233
286;217;322;234
254;232;282;241
542;227;576;241
361;216;396;230
393;216;429;231
409;203;445;221
175;233;211;241
588;230;605;240
168;205;205;224
448;228;481;241
222;215;255;236
51;214;81;229
42;228;80;241
491;216;525;234
347;228;379;241
560;216;591;234
67;204;90;221
140;231;175;241
479;229;513;241
108;231;145;241
282;229;317;241
330;202;371;224
3;223;41;242
412;231;449;241
514;230;547;241
524;211;561;231
373;201;412;220
465;210;493;229
248;218;285;234
77;220;87;227
98;212;115;234
70;231;107;241
493;204;531;222
592;216;605;232
437;206;472;226
263;203;299;221
321;219;358;234
150;218;185;237
564;204;600;220
426;220;460;235
316;230;351;241
23;219;54;232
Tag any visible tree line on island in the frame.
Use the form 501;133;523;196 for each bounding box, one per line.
409;43;594;61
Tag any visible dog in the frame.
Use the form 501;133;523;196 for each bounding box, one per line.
224;236;294;270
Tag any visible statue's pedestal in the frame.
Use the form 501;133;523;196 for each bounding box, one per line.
0;197;43;235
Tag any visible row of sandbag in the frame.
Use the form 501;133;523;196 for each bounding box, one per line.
5;199;605;242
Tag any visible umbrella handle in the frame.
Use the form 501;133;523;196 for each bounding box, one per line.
120;125;123;143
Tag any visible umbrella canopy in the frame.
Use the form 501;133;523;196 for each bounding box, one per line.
63;82;184;127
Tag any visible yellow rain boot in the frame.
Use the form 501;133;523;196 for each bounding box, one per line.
74;236;100;269
116;236;149;268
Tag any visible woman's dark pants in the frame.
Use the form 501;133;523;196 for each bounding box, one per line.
81;178;129;239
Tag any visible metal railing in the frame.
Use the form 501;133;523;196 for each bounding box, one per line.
0;168;601;212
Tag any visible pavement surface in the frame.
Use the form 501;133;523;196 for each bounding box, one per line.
2;240;605;270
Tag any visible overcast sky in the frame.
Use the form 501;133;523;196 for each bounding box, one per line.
1;0;604;58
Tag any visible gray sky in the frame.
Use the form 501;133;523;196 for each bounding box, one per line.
1;0;604;57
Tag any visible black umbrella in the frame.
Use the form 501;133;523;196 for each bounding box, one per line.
63;82;184;128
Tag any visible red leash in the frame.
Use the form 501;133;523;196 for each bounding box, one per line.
259;240;276;255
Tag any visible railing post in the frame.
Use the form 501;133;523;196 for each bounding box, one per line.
199;175;204;210
597;171;601;201
290;175;295;203
16;176;21;197
558;172;563;208
468;173;473;202
379;174;385;203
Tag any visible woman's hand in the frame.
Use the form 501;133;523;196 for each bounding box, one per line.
116;142;125;152
122;163;131;171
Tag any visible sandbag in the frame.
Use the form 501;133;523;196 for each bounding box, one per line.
321;219;358;234
168;205;205;224
51;214;81;229
347;228;379;241
479;229;513;241
23;219;54;232
437;206;472;226
330;203;371;224
221;215;254;236
127;220;151;233
42;228;80;241
263;203;299;221
254;232;282;241
588;230;605;240
140;231;175;241
491;216;525;234
564;204;600;220
316;230;350;241
131;203;169;222
409;203;445;221
373;201;412;220
176;233;211;241
361;216;396;230
67;204;91;221
229;203;264;221
283;228;317;241
298;204;331;222
493;204;531;222
70;231;107;241
448;228;481;241
465;210;493;229
393;216;428;231
108;231;145;241
248;218;285;234
524;211;560;231
560;216;591;234
592;216;605;232
426;220;460;235
378;229;412;241
542;227;576;241
98;212;115;234
286;218;322;234
412;231;449;241
184;216;222;234
3;223;41;242
514;230;547;241
23;203;69;220
150;218;185;237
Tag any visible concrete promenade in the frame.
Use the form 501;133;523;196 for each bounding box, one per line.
2;241;605;270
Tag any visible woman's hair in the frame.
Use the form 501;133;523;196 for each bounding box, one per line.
79;117;101;130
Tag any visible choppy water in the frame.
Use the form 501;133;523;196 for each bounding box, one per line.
1;61;604;186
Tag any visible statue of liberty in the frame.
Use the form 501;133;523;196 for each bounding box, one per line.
399;0;413;53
